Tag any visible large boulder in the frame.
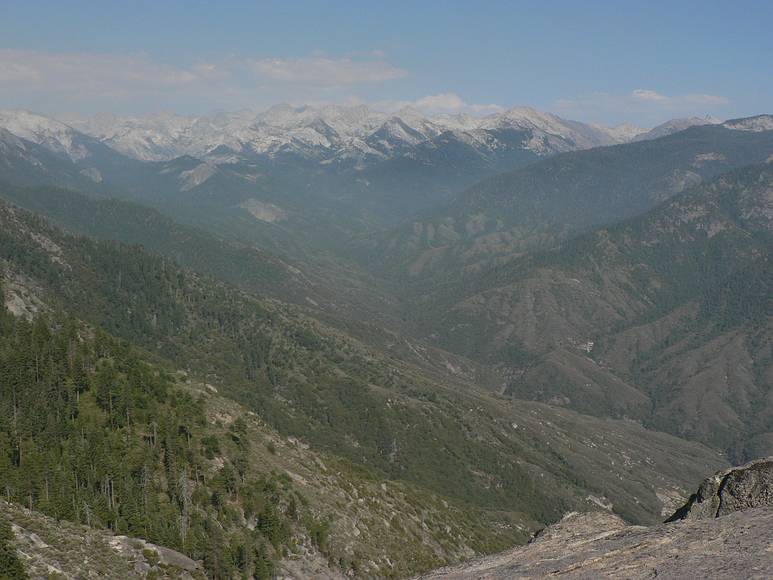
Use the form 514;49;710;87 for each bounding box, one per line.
667;457;773;521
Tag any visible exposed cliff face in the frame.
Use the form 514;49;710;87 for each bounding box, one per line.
418;458;773;579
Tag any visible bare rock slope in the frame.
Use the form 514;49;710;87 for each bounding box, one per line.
419;458;773;579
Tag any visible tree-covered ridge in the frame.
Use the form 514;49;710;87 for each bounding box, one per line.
0;199;726;535
0;181;406;343
458;164;773;316
0;303;317;579
0;183;317;302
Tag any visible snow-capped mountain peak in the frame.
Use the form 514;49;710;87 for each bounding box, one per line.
483;106;559;128
723;115;773;132
595;123;648;142
633;116;723;142
0;109;94;162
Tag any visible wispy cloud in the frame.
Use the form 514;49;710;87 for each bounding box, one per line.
554;89;731;125
375;92;505;116
628;89;729;106
0;49;409;113
243;55;407;86
0;49;198;96
0;59;41;82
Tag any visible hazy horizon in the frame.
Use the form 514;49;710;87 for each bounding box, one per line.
1;0;770;125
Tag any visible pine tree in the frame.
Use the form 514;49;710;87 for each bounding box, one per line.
0;515;27;580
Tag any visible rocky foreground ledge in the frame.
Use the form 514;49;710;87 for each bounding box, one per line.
418;458;773;579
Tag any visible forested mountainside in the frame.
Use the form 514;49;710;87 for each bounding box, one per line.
410;164;772;459
0;308;302;578
0;181;489;394
0;184;303;298
354;117;773;285
0;199;728;576
0;304;531;579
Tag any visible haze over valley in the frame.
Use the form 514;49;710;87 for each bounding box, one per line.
0;2;771;578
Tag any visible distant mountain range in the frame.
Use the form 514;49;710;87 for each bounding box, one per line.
0;106;739;233
2;105;727;168
56;104;637;162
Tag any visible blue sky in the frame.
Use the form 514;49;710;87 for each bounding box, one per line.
0;0;770;126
